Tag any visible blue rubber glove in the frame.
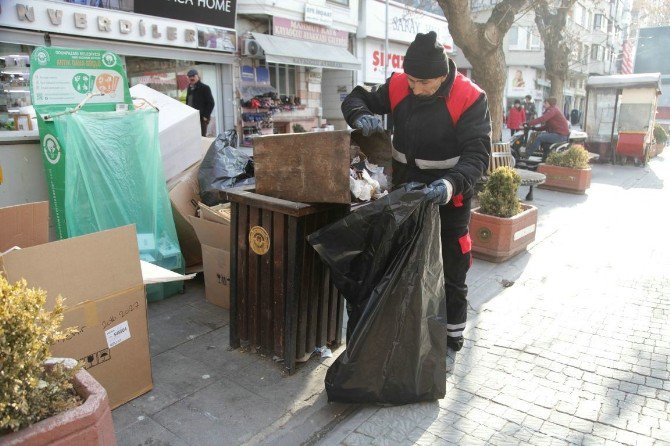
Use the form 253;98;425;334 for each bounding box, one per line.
426;179;453;205
354;115;384;136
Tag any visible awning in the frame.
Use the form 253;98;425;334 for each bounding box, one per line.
587;73;662;91
251;33;360;71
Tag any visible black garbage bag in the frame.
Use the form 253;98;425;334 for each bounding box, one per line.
198;130;255;206
307;183;447;404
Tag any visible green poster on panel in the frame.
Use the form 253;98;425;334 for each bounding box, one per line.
30;46;133;239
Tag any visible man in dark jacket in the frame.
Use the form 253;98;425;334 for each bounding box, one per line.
524;94;536;123
186;69;215;136
341;31;491;354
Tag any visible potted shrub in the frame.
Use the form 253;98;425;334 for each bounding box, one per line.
537;144;592;194
653;123;668;156
469;166;538;262
0;277;117;446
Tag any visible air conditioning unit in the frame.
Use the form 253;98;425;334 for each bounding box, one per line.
241;38;264;58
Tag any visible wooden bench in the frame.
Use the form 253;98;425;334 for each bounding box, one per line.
482;142;546;201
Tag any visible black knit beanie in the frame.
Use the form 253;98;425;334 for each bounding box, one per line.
403;31;449;79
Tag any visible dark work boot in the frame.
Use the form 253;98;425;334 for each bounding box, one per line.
447;336;464;352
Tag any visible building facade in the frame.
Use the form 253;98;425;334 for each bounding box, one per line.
634;26;670;128
453;0;629;122
0;0;238;136
234;0;360;137
355;0;454;86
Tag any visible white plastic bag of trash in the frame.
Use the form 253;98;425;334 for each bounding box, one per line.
350;168;388;201
314;346;333;358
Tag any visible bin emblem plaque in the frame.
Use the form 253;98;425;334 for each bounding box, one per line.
249;226;270;255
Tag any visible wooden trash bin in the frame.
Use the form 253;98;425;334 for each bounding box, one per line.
225;186;348;374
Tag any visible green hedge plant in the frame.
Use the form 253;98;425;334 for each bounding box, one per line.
292;124;306;133
546;144;590;169
654;123;668;145
0;277;81;433
478;166;522;218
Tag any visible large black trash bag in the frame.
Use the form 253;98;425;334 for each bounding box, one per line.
307;183;447;404
198;130;255;206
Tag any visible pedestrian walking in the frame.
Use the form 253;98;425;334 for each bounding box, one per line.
341;31;491;354
524;94;536;122
506;99;526;134
185;69;215;136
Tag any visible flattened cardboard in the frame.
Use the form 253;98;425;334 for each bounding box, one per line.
198;202;231;226
140;260;196;285
0;225;152;409
201;245;231;308
0;201;49;253
169;163;203;268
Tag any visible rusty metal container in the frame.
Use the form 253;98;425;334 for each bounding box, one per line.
253;130;393;204
225;186;348;374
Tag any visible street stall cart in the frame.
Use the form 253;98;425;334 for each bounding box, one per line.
584;73;662;165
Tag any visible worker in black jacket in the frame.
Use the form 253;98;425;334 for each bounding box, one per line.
341;31;491;354
186;69;215;136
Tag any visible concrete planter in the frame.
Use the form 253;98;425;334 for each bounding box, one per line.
469;204;538;263
0;369;117;446
537;164;591;194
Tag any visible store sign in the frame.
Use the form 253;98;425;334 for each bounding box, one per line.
255;67;270;85
272;17;348;48
304;3;333;27
240;65;255;83
135;0;237;30
507;67;535;97
364;40;408;84
307;69;322;82
362;0;453;51
0;0;236;53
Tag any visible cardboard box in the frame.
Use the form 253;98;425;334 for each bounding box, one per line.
130;84;201;183
0;201;49;253
0;226;152;409
189;211;231;309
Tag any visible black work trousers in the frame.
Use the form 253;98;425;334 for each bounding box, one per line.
438;206;471;341
346;200;472;341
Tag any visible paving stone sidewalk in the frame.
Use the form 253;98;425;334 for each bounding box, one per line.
318;158;670;446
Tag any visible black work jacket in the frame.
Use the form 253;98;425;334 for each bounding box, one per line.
342;60;491;226
186;81;215;119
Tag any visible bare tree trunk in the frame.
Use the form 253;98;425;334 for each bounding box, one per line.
438;0;528;142
547;73;565;103
534;0;578;107
470;50;507;143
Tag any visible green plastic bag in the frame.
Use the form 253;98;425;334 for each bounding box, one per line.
54;109;184;300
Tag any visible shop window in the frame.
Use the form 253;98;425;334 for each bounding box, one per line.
590;45;603;61
268;64;296;97
583;44;589;64
529;30;541;50
573;4;584;27
594;14;605;32
0;43;34;131
125;57;216;105
509;26;540;51
508;27;521;50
